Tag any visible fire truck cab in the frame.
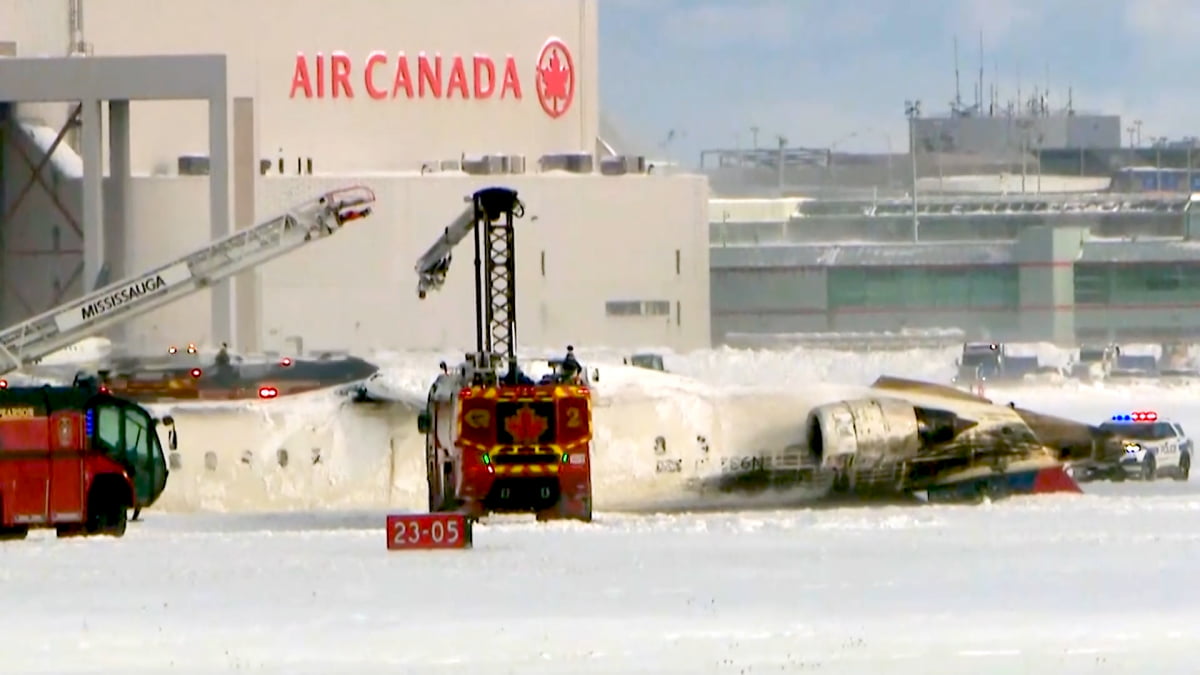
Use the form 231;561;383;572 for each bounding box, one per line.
0;378;175;540
418;354;594;522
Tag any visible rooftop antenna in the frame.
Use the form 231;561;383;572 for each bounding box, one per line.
1044;61;1050;115
978;31;984;114
952;36;962;114
992;59;999;115
1016;61;1022;118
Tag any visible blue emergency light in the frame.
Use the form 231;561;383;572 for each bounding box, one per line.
1111;411;1158;422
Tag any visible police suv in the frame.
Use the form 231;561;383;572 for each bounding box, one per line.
1077;411;1192;482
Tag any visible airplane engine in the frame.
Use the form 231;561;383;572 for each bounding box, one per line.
807;398;921;471
807;398;973;472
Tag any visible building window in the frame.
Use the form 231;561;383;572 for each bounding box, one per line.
605;301;643;316
1073;264;1110;304
644;300;670;316
828;265;1018;310
1080;262;1200;306
606;300;671;317
827;268;868;306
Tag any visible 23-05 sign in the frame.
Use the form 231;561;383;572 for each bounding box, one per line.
386;513;473;550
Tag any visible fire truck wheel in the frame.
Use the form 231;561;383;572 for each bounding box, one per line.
0;526;28;541
86;480;130;537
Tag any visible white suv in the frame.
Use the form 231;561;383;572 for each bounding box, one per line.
1094;412;1191;481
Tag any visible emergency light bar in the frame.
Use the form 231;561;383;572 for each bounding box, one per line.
1111;411;1158;422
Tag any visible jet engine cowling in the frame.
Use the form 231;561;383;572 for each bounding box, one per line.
807;398;922;472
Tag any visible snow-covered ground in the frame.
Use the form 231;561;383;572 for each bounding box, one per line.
7;345;1200;673
4;485;1200;674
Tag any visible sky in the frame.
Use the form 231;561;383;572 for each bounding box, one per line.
597;0;1200;167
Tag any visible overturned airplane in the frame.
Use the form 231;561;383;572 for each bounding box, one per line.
661;377;1102;505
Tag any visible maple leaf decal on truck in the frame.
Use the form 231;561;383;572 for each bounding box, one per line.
536;39;575;119
505;406;549;444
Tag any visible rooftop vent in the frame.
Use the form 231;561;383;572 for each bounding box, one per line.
462;154;507;175
540;152;593;173
600;155;647;176
178;154;210;176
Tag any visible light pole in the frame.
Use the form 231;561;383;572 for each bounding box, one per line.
905;99;921;241
776;134;787;196
827;131;859;193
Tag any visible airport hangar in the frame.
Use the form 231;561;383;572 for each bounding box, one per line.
0;0;710;357
708;190;1200;346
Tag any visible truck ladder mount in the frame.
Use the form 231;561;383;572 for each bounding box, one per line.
413;187;523;381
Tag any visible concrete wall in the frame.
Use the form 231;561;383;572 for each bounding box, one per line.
117;172;710;353
0;0;601;173
1016;226;1082;342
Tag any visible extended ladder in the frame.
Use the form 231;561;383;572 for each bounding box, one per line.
414;187;522;379
0;186;376;376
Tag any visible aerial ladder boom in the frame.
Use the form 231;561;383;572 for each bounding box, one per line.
0;186;376;376
415;187;523;381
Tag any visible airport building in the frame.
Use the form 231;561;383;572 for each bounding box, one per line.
704;91;1200;347
709;190;1200;346
0;0;710;355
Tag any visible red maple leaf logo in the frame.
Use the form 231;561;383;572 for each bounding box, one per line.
536;39;575;119
505;406;548;444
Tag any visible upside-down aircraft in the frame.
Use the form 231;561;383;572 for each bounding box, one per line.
659;376;1107;503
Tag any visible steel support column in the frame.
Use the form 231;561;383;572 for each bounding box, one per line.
208;93;232;347
0;102;7;323
106;99;131;341
232;96;258;353
80;98;104;292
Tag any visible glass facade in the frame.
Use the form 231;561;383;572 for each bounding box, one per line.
827;266;1019;309
1074;263;1200;306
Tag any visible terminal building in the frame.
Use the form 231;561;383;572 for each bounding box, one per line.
709;192;1200;346
0;0;710;355
705;96;1200;347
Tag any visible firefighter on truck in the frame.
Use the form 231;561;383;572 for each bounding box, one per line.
0;374;176;540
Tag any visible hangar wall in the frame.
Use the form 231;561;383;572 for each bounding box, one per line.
3;0;601;173
0;0;713;352
121;172;711;354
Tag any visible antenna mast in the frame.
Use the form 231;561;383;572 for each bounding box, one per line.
953;36;962;114
1044;61;1050;115
977;31;984;114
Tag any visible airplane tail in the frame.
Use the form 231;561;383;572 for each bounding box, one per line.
1029;465;1083;494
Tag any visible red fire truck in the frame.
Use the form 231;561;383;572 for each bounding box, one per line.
412;187;594;522
418;358;594;521
0;376;175;540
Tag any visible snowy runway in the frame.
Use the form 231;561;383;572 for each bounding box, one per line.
9;344;1200;672
5;483;1200;674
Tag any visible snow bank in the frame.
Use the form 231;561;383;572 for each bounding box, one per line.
18;123;84;178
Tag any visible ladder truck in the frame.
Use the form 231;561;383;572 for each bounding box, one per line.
413;187;593;522
0;185;374;539
0;186;375;378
